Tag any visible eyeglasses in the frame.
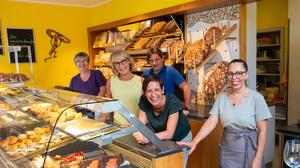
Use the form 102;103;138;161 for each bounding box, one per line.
113;58;128;67
226;71;247;79
75;59;88;64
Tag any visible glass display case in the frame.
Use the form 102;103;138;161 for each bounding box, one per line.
0;87;185;168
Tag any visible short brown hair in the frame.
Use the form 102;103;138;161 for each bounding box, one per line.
74;52;90;63
147;47;164;61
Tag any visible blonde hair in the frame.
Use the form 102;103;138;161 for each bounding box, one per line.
110;50;134;74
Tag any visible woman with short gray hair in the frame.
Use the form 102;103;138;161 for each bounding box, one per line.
70;51;106;96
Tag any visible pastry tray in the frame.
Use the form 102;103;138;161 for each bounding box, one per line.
57;118;111;137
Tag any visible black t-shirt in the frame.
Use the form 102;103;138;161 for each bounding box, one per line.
138;93;191;141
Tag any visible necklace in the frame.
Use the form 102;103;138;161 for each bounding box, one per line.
229;88;249;107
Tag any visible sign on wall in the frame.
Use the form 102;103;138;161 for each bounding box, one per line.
7;28;36;63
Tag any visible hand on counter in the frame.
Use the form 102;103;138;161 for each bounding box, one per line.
177;141;196;155
133;132;149;144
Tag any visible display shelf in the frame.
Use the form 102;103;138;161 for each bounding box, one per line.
257;73;280;76
0;87;185;168
257;58;280;62
257;43;280;48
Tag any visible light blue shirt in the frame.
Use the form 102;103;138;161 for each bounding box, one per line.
210;89;272;130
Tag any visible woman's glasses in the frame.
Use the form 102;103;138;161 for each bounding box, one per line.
113;58;128;67
75;59;88;65
226;71;247;79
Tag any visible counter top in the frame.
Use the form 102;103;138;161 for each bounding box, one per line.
277;124;300;136
187;104;212;120
113;135;186;159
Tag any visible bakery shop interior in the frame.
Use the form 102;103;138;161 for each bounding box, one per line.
0;0;299;168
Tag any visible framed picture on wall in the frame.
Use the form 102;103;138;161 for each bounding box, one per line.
7;28;36;63
0;19;3;55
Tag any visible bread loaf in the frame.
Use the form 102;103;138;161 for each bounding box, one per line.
149;21;166;34
204;26;222;46
133;38;150;49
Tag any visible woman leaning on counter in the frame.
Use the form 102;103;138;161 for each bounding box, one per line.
133;74;192;168
178;59;272;168
105;50;143;125
70;52;106;96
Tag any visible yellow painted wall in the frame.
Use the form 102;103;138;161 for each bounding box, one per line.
89;0;195;26
0;0;90;88
0;0;194;88
257;0;288;66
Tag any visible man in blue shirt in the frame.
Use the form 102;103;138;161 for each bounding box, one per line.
142;47;191;115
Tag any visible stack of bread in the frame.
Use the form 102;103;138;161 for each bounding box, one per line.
204;61;229;104
0;73;29;83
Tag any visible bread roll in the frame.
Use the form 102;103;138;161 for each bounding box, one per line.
7;136;18;145
0;139;9;148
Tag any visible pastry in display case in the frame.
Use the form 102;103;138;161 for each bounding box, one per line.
0;87;186;168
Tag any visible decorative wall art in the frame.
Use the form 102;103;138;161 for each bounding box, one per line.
44;29;70;62
185;4;240;105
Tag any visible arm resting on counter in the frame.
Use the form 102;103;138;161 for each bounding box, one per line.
155;112;179;140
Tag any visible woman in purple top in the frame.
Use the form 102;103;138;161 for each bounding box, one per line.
70;52;106;96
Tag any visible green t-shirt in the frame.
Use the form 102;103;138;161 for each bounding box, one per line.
138;93;191;141
210;89;272;130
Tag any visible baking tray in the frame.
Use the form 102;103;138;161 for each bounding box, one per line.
57;118;111;137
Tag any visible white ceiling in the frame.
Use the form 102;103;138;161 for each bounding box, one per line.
11;0;112;8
